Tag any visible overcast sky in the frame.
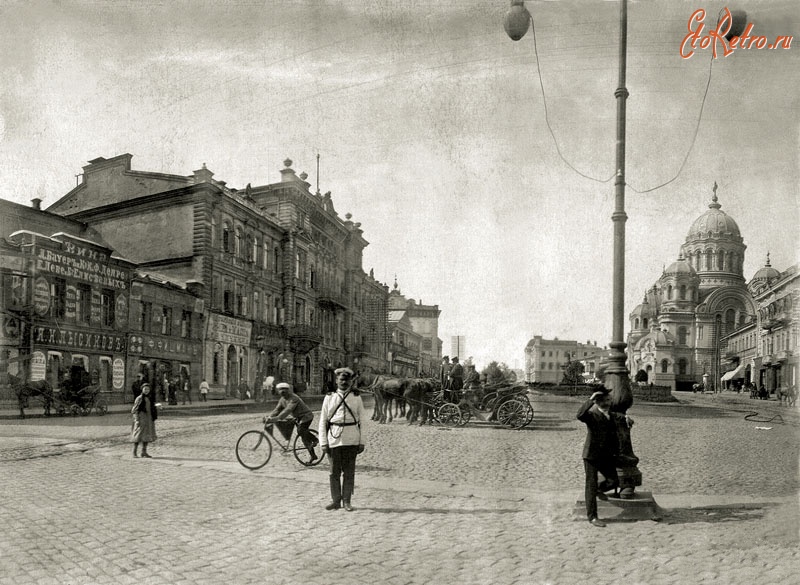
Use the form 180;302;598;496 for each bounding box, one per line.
0;0;797;369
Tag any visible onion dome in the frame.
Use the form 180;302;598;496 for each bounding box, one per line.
751;253;780;282
664;253;697;277
686;184;741;241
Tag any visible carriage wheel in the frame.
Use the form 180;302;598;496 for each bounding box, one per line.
56;405;66;416
520;402;534;428
497;399;527;429
70;404;81;416
457;405;472;426
437;403;461;426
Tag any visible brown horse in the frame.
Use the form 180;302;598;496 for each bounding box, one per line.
356;373;409;423
8;373;54;419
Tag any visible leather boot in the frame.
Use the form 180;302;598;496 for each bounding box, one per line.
327;475;341;509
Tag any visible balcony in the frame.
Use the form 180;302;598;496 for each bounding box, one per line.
287;324;322;354
776;350;793;363
317;287;349;311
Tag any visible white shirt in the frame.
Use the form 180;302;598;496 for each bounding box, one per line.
319;389;365;448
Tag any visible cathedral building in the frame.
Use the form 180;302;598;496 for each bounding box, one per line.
627;186;758;391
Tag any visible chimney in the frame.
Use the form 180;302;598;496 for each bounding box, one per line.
31;198;42;210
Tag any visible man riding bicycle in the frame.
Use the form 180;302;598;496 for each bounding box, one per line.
264;382;319;461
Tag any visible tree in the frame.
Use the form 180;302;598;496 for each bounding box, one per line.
481;361;514;385
561;360;585;385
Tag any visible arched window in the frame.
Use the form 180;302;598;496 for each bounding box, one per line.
634;318;640;329
705;250;713;270
661;359;669;374
222;222;231;253
274;245;280;274
263;241;269;270
677;326;687;345
246;234;254;263
667;285;673;300
235;228;242;258
679;285;687;300
643;318;649;329
717;250;724;270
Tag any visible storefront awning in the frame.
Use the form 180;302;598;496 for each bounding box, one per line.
721;363;745;381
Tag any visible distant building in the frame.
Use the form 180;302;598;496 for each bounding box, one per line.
388;279;442;377
524;336;605;384
450;335;466;361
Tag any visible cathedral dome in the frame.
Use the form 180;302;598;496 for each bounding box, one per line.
664;254;697;277
634;327;674;350
751;254;780;282
686;189;741;242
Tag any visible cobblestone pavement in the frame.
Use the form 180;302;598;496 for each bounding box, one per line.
1;391;797;585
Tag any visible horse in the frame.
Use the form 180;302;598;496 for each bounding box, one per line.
403;378;440;425
355;373;409;423
8;373;54;419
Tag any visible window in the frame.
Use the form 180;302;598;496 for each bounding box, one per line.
141;301;152;332
246;234;254;263
263;241;269;270
274;245;280;274
677;326;688;346
679;285;687;300
161;307;172;335
51;278;67;319
181;310;192;338
76;284;91;324
235;228;242;258
101;289;115;327
661;359;669;374
213;348;221;384
643;318;649;329
223;222;231;253
223;280;233;314
236;284;244;316
678;359;687;375
541;351;546;357
253;291;259;321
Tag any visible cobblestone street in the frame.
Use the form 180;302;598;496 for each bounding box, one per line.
1;392;798;585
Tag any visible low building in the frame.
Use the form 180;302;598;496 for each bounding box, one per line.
524;336;605;384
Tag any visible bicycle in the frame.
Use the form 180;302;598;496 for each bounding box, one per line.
235;416;324;470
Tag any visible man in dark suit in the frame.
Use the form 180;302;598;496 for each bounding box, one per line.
577;387;631;527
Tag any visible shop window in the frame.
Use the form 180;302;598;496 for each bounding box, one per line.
161;307;172;335
47;352;63;390
51;278;67;319
181;310;192;338
141;301;153;333
76;284;91;324
100;289;115;327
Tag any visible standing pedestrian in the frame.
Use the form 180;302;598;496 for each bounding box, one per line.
262;374;275;400
577;387;631;527
447;357;464;403
319;367;365;511
199;379;209;402
182;378;192;404
131;383;157;458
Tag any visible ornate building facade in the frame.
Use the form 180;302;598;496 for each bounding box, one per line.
45;154;392;396
626;185;798;392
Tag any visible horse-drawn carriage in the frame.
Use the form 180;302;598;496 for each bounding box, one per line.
53;367;108;416
435;382;534;429
53;384;108;416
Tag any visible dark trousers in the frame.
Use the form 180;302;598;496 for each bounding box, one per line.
329;445;359;504
584;458;619;520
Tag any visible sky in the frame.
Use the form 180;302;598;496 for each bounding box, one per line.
0;0;797;370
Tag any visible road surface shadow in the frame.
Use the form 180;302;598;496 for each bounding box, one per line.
659;504;771;525
361;506;520;515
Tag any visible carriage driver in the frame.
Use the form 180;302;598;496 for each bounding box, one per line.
264;383;319;461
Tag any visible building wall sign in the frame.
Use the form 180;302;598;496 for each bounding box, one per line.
35;246;127;290
31;351;47;381
33;325;126;353
208;313;252;346
33;277;51;316
127;334;200;358
113;358;125;390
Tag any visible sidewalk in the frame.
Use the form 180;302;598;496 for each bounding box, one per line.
0;394;334;420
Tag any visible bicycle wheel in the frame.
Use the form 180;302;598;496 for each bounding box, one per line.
236;430;273;470
293;429;324;467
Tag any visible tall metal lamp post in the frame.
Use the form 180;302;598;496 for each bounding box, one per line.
504;0;641;497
